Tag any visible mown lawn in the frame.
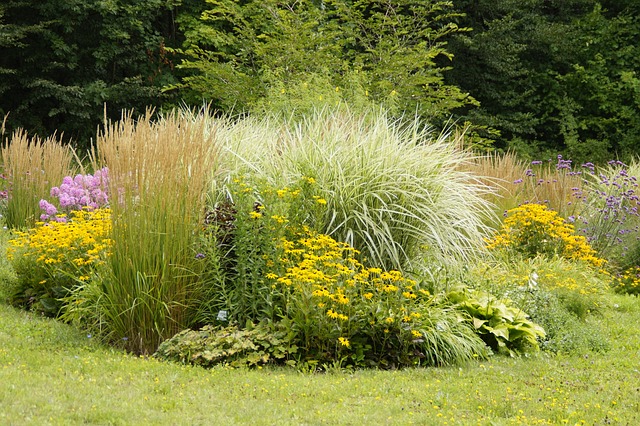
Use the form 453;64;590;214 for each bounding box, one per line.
1;294;639;425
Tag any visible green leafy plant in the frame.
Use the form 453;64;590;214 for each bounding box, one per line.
447;287;545;355
196;174;326;327
154;321;298;368
469;256;611;354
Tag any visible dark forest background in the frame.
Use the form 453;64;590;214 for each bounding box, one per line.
1;0;638;162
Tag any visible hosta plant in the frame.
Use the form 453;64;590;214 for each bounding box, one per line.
446;287;546;356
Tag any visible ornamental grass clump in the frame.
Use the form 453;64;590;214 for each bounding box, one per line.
486;203;605;268
469;152;585;225
6;208;112;316
1;129;78;228
96;110;219;354
218;108;495;271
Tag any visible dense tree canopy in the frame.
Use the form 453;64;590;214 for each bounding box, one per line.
0;0;180;147
1;0;638;160
446;0;640;161
169;0;477;123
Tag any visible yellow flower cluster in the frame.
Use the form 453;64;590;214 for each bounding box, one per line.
612;266;640;295
7;208;113;268
486;203;605;267
478;262;606;297
268;227;429;347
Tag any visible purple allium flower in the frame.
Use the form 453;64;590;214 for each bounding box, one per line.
38;168;110;221
513;179;523;184
531;160;543;165
195;253;206;259
525;169;535;177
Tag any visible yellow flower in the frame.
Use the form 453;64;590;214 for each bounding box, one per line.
338;337;350;348
402;291;417;299
411;330;422;338
249;211;262;219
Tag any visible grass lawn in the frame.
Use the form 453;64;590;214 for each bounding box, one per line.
1;295;639;425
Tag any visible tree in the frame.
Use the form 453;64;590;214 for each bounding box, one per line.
0;0;180;148
446;0;640;162
169;0;476;123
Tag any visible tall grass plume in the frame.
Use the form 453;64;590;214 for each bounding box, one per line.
96;110;219;354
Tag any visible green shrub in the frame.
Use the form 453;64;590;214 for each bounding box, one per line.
509;286;610;354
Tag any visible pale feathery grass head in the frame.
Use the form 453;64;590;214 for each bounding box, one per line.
1;129;77;228
218;108;496;271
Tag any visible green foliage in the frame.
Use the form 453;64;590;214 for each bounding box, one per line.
447;0;640;161
0;0;180;148
470;256;611;354
154;321;298;368
196;175;325;326
447;287;545;355
171;0;476;121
